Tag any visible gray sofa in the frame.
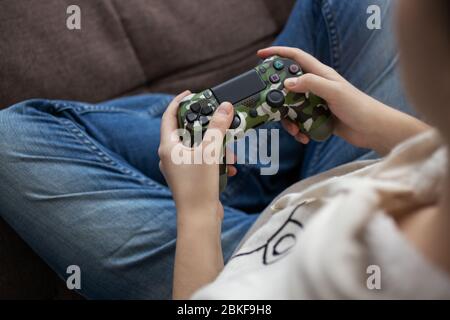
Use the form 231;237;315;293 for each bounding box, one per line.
0;0;295;299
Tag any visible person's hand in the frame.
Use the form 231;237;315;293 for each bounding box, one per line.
158;91;235;221
258;47;430;155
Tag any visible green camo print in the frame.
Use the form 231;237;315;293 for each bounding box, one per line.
178;56;334;142
177;55;335;191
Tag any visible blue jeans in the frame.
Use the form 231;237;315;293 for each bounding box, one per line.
0;0;412;299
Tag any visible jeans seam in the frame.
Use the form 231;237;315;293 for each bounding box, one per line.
52;96;170;116
71;98;171;117
321;0;341;72
52;107;165;190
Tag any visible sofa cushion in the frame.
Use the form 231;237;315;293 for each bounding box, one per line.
0;0;295;109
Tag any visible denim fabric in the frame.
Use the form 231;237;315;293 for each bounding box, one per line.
0;0;412;299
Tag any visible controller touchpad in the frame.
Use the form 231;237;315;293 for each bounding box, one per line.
212;70;266;105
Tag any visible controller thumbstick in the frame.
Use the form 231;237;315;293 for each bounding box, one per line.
230;113;241;129
266;89;285;108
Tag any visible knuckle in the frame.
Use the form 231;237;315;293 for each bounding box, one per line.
331;82;346;101
211;117;227;129
293;48;303;60
302;73;316;86
334;82;347;95
323;66;337;77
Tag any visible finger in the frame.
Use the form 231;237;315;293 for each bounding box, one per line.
225;147;237;165
294;132;310;144
257;47;338;79
227;165;237;177
281;118;300;136
202;102;234;152
160;90;192;144
284;73;338;103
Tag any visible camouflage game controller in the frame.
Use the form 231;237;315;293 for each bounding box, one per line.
178;55;334;192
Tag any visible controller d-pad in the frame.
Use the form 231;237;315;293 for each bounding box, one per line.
266;89;285;108
230;114;241;129
201;104;214;116
186;111;198;123
199;115;210;126
190;102;201;113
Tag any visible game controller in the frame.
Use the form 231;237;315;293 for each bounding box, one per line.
178;55;335;192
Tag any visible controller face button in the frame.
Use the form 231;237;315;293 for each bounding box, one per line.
269;74;281;84
190;102;201;113
230;114;241;129
199;115;210;126
266;89;285;108
289;64;300;74
273;60;285;70
249;109;258;118
186;111;199;123
201;104;214;116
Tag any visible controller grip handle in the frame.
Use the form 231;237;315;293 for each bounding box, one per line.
300;115;334;142
288;92;335;142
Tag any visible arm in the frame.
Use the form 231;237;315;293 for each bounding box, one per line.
258;47;430;155
174;207;224;299
158;92;235;299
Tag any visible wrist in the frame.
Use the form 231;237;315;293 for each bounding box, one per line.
368;102;430;155
177;204;223;228
177;213;222;240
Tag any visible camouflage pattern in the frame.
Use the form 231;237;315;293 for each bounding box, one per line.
177;55;335;191
178;55;334;142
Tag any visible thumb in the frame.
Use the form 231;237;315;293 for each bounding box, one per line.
202;102;234;150
284;73;338;102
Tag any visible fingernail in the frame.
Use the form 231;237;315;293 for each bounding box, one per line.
217;103;232;115
285;78;297;87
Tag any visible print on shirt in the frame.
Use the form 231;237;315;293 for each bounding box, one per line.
231;204;304;265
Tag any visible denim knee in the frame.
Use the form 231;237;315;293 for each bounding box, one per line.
0;99;56;157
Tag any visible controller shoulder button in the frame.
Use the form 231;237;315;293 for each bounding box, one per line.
203;90;212;99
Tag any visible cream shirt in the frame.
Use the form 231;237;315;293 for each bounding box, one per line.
193;130;450;299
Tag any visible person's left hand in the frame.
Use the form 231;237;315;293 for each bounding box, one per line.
158;91;235;220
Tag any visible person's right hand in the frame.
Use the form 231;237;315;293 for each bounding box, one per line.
258;47;429;155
